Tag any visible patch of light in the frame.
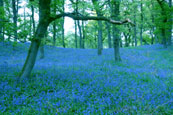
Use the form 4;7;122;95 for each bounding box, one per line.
64;17;74;34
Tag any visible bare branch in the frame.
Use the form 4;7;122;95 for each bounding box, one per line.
49;12;134;26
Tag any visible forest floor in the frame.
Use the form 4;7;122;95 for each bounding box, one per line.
0;42;172;114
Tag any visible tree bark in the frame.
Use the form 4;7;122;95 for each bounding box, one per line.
12;0;18;41
168;0;172;46
61;0;65;48
132;0;137;46
92;0;103;55
156;0;168;48
53;21;56;46
19;0;51;79
106;22;112;48
140;0;143;46
75;20;78;48
82;21;85;48
53;2;56;46
112;0;121;61
31;3;35;34
77;20;83;48
0;0;4;41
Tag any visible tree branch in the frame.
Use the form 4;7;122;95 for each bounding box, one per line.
49;12;134;26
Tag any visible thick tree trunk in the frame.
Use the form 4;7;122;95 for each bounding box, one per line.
113;26;121;61
12;0;18;41
156;0;168;48
19;0;51;79
0;0;4;41
112;0;121;61
106;22;112;48
92;0;103;55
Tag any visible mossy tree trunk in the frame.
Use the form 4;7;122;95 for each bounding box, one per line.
19;0;51;79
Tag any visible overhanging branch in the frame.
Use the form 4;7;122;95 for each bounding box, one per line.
49;12;134;26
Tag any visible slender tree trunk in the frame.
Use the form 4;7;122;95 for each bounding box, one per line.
151;11;154;44
151;0;155;44
140;0;143;46
31;4;36;34
53;2;56;46
61;1;65;48
124;33;129;47
61;18;65;48
24;7;26;42
12;0;18;41
168;0;172;46
82;21;85;48
29;16;32;39
106;22;112;48
132;0;137;46
19;0;51;79
0;0;4;41
75;20;78;48
53;21;56;46
77;20;83;48
97;20;103;55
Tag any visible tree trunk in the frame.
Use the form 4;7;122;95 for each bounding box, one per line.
168;0;172;46
82;21;85;49
40;34;46;59
132;0;137;46
29;16;32;39
106;22;112;48
156;0;168;48
31;5;36;34
92;0;103;55
77;20;83;48
53;21;56;46
75;20;78;48
12;0;18;41
97;20;103;55
19;0;51;79
23;7;26;42
61;1;65;48
112;0;121;61
0;0;4;41
61;18;65;48
140;0;143;46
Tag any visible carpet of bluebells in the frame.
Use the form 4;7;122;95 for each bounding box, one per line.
0;42;172;114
